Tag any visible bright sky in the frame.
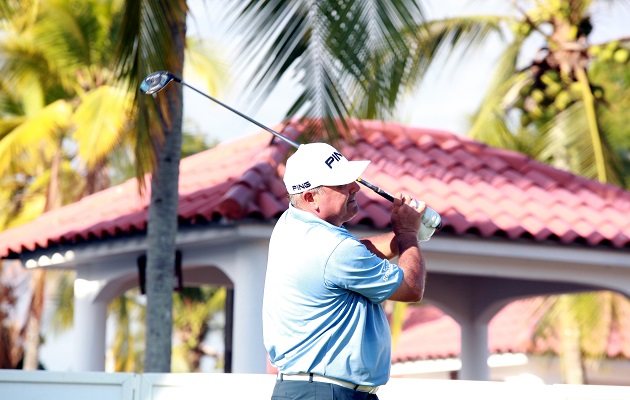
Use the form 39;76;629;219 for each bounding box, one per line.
183;0;630;144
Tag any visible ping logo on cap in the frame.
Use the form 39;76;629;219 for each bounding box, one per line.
325;151;345;169
292;181;311;191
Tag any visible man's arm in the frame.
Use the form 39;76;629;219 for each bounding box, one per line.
387;232;425;302
360;232;397;259
360;195;426;302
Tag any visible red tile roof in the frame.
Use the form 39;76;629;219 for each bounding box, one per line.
392;296;630;362
2;119;630;258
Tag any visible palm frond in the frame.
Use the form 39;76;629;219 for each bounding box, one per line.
468;36;525;146
73;84;134;169
536;101;623;184
0;99;72;176
415;15;507;65
184;37;229;97
229;0;425;142
113;0;185;80
48;270;76;334
113;0;188;188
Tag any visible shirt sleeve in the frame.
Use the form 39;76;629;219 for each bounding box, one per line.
324;236;403;304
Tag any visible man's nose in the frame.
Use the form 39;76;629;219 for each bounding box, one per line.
350;180;361;193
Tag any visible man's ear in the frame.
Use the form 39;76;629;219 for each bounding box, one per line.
302;190;318;209
303;191;315;203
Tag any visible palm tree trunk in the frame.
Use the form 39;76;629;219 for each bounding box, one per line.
85;158;110;195
143;6;186;373
558;295;585;384
22;144;63;370
22;269;45;370
1;273;22;368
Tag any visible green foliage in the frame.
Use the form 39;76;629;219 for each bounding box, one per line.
172;287;226;372
589;58;630;186
180;128;217;159
228;0;502;143
468;0;630;186
109;289;145;373
0;0;228;228
0;0;228;372
103;286;226;373
49;270;76;334
533;292;630;363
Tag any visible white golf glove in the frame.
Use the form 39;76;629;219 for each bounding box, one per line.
410;200;442;242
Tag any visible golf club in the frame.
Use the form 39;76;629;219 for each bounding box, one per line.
140;71;441;230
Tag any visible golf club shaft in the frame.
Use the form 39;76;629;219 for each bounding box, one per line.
177;78;301;149
167;75;395;202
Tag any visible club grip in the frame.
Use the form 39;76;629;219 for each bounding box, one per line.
356;178;394;202
357;178;442;230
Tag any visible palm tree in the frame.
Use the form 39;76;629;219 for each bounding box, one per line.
417;1;630;383
0;0;133;369
458;1;630;383
0;0;223;371
227;0;423;141
467;0;629;186
172;287;226;372
113;0;187;372
588;56;630;186
532;291;630;384
0;262;22;368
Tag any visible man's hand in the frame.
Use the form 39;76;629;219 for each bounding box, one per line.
391;193;423;237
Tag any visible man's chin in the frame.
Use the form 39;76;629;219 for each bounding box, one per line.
346;201;359;217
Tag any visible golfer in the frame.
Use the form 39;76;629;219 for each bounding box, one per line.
263;143;428;399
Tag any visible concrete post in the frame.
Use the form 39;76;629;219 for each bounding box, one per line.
228;242;268;373
73;278;107;371
459;318;489;380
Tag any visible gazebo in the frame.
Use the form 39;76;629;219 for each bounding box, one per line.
1;119;629;379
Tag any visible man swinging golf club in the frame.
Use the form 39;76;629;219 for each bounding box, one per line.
139;71;439;396
263;143;431;400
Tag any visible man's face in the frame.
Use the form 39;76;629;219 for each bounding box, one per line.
315;181;361;226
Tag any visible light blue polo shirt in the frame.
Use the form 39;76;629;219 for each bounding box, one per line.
263;205;403;386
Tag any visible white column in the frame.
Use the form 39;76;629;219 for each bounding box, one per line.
73;278;107;371
229;242;269;373
459;318;489;380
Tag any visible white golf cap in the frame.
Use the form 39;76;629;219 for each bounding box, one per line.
283;143;370;194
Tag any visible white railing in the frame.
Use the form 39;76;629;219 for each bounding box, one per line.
1;370;629;400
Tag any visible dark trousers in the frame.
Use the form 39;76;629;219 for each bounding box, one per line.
271;380;379;400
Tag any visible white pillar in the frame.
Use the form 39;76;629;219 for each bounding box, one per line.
459;318;489;380
73;278;107;371
229;242;268;373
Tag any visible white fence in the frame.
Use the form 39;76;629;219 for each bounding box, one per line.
1;370;629;400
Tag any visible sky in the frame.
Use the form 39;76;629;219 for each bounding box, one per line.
38;0;630;372
182;0;630;145
182;0;507;143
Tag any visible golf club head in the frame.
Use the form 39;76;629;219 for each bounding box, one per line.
140;71;178;94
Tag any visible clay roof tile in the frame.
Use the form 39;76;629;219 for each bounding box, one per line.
2;120;630;257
